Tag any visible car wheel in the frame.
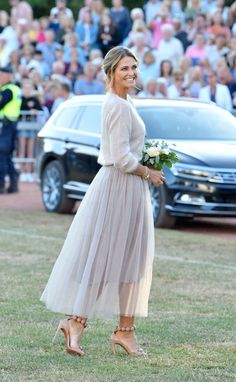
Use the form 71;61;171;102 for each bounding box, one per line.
149;183;176;228
41;160;75;213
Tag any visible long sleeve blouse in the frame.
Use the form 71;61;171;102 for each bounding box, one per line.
98;92;145;173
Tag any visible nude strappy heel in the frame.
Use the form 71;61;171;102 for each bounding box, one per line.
111;325;146;356
53;316;87;356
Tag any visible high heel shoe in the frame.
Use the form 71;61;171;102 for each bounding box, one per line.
53;317;87;356
111;326;146;356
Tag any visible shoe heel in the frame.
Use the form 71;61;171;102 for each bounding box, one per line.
111;341;116;355
52;324;61;344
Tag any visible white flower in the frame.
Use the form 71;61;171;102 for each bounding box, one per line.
160;148;170;155
146;147;160;157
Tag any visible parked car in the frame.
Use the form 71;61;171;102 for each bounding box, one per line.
36;95;236;228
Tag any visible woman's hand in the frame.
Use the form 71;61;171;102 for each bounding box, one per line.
149;168;165;186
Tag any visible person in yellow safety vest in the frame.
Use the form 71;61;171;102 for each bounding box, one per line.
0;66;22;194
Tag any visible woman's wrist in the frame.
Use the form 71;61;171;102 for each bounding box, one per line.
142;166;150;181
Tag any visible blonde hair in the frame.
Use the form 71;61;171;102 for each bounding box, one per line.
102;46;138;83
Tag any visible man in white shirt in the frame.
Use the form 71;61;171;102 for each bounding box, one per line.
199;70;232;112
156;24;184;70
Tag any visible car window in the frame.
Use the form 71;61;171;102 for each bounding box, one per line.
53;106;83;130
78;105;101;135
138;106;236;140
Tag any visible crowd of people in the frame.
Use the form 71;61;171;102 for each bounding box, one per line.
0;0;236;182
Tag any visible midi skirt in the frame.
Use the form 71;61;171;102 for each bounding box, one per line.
40;166;155;318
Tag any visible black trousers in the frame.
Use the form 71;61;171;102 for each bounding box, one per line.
0;120;18;188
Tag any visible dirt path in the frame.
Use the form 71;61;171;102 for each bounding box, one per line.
1;182;236;240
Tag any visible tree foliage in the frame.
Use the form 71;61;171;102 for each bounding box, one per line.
0;0;235;18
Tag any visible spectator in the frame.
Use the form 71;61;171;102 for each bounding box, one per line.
185;0;202;19
138;50;159;86
49;0;73;34
208;10;231;40
124;19;153;49
185;32;207;66
186;65;204;97
10;0;33;32
198;69;232;111
97;13;119;56
179;56;193;84
74;62;104;95
171;0;185;22
173;18;191;52
167;69;189;98
130;32;149;63
51;60;71;85
187;13;210;42
217;66;236;103
157;24;184;69
138;78;160;97
205;33;230;70
148;5;173;48
226;36;236;70
55;14;75;44
110;0;131;44
92;0;106;26
63;32;86;68
36;29;62;72
144;0;162;25
0;14;19;66
26;49;50;78
78;0;95;22
159;59;174;86
37;17;50;43
44;81;62;113
156;77;168;98
130;8;144;22
51;82;75;112
64;48;83;76
0;10;9;33
18;78;43;181
75;9;98;56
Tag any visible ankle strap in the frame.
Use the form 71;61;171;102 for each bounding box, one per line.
71;316;87;328
114;325;136;333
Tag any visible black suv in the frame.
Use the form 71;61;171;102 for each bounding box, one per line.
36;95;236;228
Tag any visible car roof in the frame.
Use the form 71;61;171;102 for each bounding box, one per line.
59;94;216;110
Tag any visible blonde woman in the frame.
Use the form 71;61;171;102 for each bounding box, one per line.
40;46;164;357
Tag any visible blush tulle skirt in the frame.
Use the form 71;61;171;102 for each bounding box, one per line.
40;166;154;318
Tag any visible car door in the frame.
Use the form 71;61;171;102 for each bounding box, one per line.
64;103;102;185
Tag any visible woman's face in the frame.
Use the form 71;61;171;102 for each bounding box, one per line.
162;61;171;75
112;56;138;91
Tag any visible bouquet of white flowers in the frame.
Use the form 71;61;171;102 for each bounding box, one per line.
142;139;179;171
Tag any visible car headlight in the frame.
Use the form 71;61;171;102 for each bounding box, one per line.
171;164;213;181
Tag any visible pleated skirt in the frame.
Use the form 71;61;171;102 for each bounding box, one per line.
40;166;154;318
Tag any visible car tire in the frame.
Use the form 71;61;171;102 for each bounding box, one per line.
41;160;75;213
149;183;176;228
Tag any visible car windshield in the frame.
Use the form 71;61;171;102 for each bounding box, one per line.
138;106;236;140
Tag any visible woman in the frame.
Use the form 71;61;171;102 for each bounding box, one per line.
185;32;207;66
40;46;164;357
74;9;98;57
160;59;173;86
207;10;230;40
18;78;43;182
97;12;119;56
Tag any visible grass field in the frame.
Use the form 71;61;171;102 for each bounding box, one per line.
0;209;236;382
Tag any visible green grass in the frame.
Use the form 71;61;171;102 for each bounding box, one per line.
0;209;236;382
